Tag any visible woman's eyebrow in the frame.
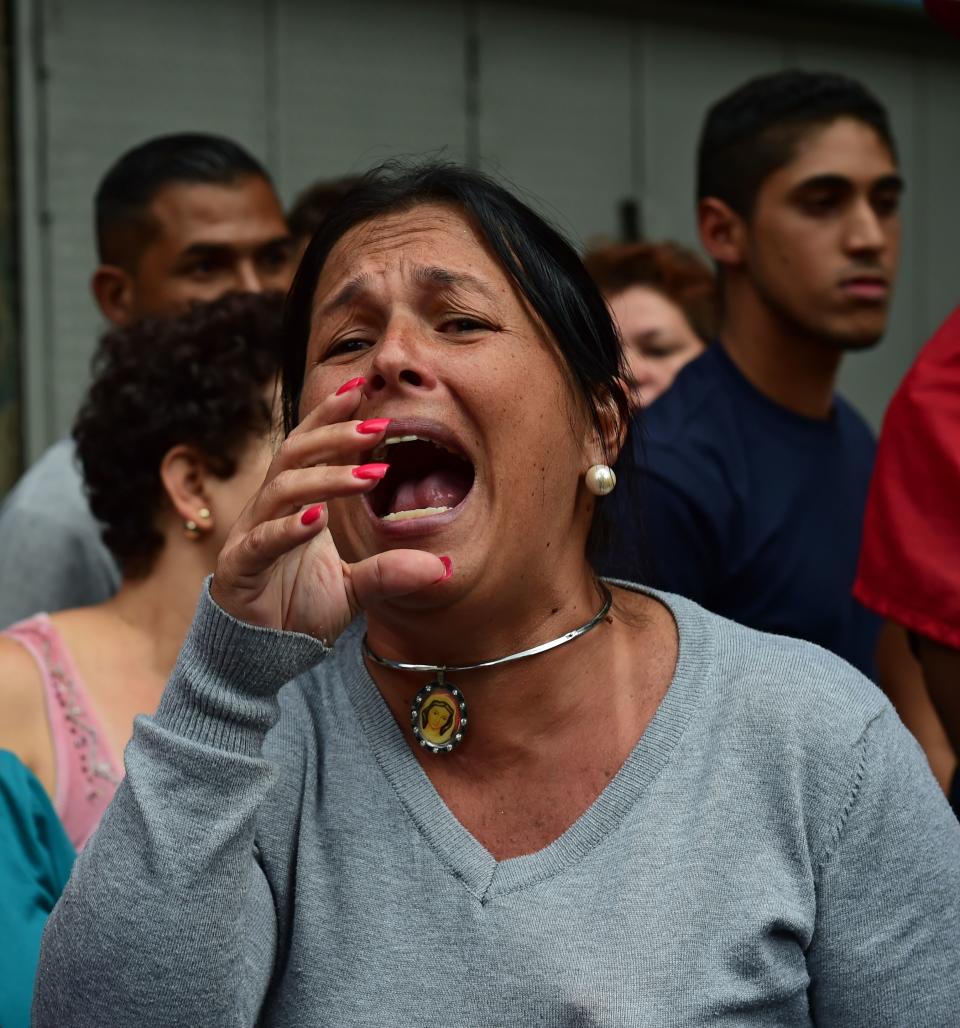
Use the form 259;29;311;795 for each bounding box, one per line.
318;273;373;316
319;266;496;316
414;265;497;301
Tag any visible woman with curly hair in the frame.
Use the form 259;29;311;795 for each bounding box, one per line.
0;291;282;852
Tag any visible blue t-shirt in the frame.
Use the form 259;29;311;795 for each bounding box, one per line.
601;343;880;678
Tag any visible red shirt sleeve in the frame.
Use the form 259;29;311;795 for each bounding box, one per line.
854;306;960;647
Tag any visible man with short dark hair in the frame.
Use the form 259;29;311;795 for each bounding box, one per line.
602;70;903;677
0;133;293;627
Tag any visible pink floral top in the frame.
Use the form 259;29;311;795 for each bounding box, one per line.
3;614;123;849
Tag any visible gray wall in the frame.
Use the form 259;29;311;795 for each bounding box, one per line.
11;0;960;467
0;0;19;493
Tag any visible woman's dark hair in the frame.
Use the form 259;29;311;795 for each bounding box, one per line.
282;161;639;565
73;291;283;578
421;698;455;737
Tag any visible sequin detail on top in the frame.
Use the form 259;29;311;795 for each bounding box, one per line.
2;614;123;850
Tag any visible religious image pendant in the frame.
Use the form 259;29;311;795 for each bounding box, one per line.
410;674;467;754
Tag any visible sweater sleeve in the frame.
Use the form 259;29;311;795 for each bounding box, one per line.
807;706;960;1026
32;582;329;1027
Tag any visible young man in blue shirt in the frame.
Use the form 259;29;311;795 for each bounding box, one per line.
603;70;903;678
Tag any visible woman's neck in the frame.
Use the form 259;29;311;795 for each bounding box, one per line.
99;543;211;680
363;569;674;771
365;556;601;667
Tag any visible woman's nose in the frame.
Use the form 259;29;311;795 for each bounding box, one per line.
627;353;653;389
366;323;438;395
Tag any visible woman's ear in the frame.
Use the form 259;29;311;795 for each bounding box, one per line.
159;445;214;535
587;385;629;470
91;264;137;328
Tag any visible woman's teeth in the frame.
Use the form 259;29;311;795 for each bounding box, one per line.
372;434;460;460
366;433;473;522
381;506;451;522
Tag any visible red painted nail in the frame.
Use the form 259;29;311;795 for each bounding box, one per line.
336;376;366;396
300;504;324;526
435;556;453;583
352;463;390;480
356;418;391;435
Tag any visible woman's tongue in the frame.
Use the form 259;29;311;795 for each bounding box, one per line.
388;469;466;515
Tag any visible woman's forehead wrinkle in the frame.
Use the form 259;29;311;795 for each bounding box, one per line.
345;209;458;261
324;216;467;287
310;207;538;340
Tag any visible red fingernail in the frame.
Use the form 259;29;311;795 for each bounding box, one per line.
336;376;366;396
300;504;324;526
435;556;453;583
352;463;390;480
356;418;391;435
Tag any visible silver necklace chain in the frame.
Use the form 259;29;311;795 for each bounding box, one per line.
362;583;613;675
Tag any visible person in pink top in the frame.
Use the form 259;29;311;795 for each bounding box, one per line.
0;292;283;849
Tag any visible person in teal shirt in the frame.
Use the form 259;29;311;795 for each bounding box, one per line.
0;750;75;1028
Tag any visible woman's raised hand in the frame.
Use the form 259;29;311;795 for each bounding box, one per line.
210;378;448;641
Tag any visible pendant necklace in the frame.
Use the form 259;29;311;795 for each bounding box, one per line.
361;584;613;754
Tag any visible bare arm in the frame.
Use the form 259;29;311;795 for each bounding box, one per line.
915;634;960;757
0;637;57;798
874;620;957;792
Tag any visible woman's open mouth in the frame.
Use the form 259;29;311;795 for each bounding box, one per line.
367;429;475;524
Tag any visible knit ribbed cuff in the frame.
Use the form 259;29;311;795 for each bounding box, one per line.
154;579;330;757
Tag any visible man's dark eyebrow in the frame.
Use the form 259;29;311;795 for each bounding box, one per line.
318;273;372;316
178;235;293;262
792;174;854;194
177;242;234;262
792;173;905;194
873;173;905;193
255;234;294;252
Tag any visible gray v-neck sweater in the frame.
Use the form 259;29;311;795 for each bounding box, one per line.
35;582;960;1026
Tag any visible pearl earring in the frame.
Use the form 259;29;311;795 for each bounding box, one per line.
585;464;616;496
185;508;212;539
